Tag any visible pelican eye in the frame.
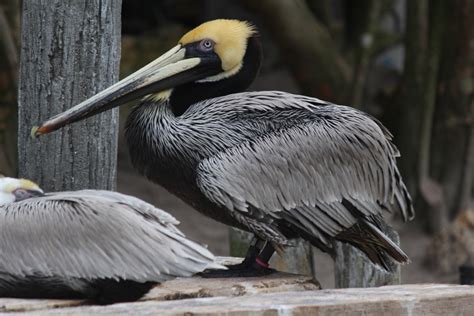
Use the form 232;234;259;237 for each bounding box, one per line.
12;188;31;201
199;39;215;52
12;188;43;202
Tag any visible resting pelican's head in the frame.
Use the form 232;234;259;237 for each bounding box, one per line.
0;176;44;204
34;19;262;135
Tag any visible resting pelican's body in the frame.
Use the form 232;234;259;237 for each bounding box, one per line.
0;177;222;303
36;20;414;276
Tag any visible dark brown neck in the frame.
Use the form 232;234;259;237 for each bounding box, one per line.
169;35;263;116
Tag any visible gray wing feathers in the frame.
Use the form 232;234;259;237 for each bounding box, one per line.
67;190;183;235
197;97;413;244
63;190;180;224
0;191;221;282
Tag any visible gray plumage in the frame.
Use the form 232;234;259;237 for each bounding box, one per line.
0;188;222;302
126;91;414;268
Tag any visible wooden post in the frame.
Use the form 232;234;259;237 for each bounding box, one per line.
17;0;122;191
334;225;401;288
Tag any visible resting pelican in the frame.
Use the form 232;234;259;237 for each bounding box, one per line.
0;176;222;303
35;19;414;277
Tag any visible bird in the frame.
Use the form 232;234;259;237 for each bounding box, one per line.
34;19;415;277
0;176;223;303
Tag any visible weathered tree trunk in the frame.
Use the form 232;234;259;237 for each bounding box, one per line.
396;0;448;234
417;0;448;234
334;225;401;288
397;0;428;200
18;0;122;191
431;0;474;221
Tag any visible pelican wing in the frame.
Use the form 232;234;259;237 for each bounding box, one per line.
0;190;221;282
196;95;413;249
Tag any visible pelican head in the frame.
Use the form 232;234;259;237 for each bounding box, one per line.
34;19;262;135
0;177;44;203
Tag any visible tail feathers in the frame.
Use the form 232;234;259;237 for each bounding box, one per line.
337;219;409;272
392;168;415;222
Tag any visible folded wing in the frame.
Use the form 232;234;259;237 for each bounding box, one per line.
197;102;413;268
0;191;221;282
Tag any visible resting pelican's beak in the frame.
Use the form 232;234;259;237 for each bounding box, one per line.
33;44;221;136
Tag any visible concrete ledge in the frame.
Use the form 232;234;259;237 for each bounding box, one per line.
0;270;319;313
0;260;471;315
1;284;473;315
145;272;319;301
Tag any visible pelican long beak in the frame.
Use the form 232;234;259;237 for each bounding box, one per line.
33;44;221;136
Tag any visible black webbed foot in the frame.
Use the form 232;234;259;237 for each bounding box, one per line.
198;260;275;278
198;237;277;278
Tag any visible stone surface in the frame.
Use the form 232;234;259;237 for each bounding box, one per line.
0;298;83;313
0;260;471;315
145;273;319;301
0;257;319;313
1;283;473;315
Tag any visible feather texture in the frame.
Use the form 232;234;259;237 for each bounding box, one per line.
126;90;414;267
0;190;221;285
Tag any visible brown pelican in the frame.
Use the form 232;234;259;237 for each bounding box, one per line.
34;19;415;277
0;176;223;303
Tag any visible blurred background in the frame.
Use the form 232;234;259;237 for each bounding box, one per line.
1;0;473;288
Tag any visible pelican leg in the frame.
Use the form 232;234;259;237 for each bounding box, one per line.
199;237;276;278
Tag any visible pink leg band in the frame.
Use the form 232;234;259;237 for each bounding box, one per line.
255;257;270;268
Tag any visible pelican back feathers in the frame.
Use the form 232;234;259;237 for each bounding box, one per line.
0;190;222;302
126;91;413;270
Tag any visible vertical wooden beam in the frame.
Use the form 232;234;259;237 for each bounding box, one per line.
18;0;122;191
397;0;429;198
334;226;401;288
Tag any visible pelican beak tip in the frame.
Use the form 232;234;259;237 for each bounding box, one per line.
31;126;41;139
